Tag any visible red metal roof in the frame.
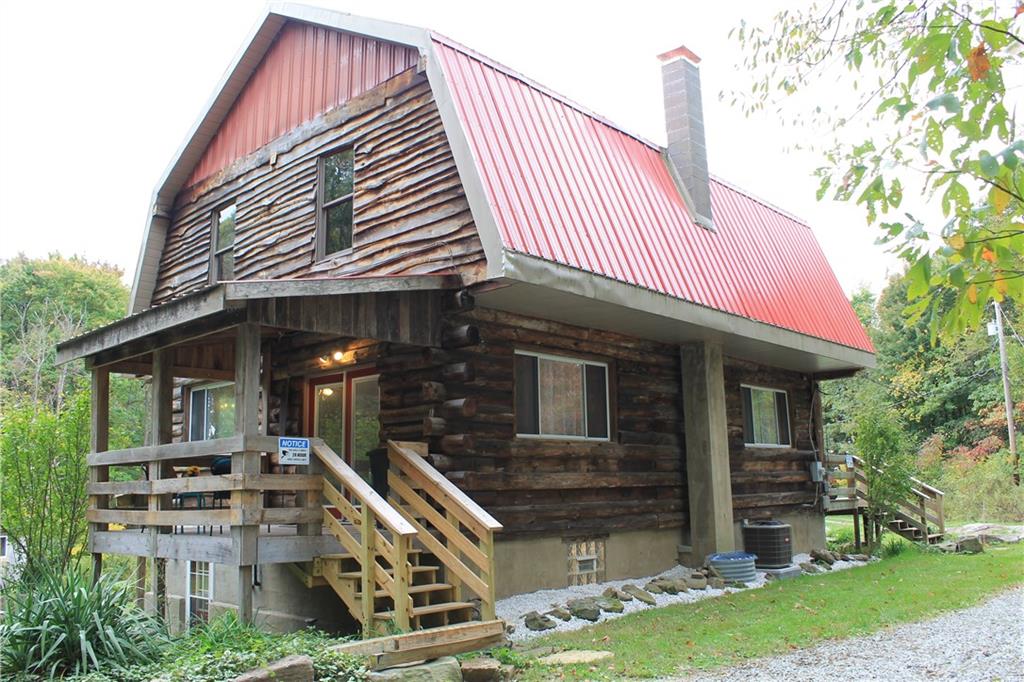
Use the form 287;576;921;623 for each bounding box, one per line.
186;22;418;187
432;36;873;354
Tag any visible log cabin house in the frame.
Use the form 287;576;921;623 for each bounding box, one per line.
56;4;875;635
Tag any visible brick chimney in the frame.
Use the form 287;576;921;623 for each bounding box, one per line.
659;44;713;229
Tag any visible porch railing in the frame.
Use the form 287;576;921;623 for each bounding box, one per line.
386;440;502;621
86;434;323;539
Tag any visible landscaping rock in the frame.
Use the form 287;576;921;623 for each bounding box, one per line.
621;584;657;605
799;562;821;574
685;576;708;590
537;650;615;666
708;577;726;589
594;596;624;613
460;657;506;682
706;563;724;579
644;581;664;594
652;579;679;594
956;536;984;554
726;580;749;589
523;610;557;631
368;657;462;682
545;606;572;621
233;655;314;682
810;548;836;565
603;586;633;601
566;598;601;621
848;553;870;562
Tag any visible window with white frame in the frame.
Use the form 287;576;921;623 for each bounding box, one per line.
741;385;791;447
514;351;609;440
187;560;213;625
188;383;235;441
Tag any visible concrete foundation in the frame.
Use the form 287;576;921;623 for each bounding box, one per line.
160;560;356;635
494;527;681;598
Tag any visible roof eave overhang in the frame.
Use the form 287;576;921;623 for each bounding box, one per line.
474;251;875;374
65;274;461;366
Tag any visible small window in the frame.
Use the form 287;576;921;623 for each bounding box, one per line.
515;351;609;440
567;537;605;586
189;383;235;442
187;560;213;626
741;385;791;447
317;148;354;258
210;203;236;282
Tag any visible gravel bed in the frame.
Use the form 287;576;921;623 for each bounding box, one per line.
498;554;868;643
694;588;1024;681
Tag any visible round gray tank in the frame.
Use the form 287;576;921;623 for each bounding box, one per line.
708;551;758;583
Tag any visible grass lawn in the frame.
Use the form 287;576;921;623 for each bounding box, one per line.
517;544;1024;680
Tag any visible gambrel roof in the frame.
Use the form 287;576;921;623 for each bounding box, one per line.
130;3;874;372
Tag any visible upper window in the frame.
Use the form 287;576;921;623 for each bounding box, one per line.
317;148;354;258
741;385;791;447
515;351;609;440
210;203;236;282
189;383;235;442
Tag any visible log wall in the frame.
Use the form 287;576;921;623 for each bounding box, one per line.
152;69;485;305
725;358;821;521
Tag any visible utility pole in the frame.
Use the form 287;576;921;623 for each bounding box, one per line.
994;302;1019;485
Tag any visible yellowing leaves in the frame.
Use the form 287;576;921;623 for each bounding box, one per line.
981;248;997;263
990;184;1011;213
967;283;978;304
968;43;991;81
947;234;966;250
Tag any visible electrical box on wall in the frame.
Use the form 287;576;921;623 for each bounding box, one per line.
809;461;825;483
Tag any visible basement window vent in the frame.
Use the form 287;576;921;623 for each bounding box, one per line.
566;537;606;586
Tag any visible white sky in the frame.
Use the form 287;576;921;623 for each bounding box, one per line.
0;0;903;295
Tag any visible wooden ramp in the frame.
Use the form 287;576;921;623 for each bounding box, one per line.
332;620;507;670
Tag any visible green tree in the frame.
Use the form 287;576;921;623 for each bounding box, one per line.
1;394;91;574
730;2;1023;339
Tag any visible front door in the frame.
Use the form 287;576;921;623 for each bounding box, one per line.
308;368;380;482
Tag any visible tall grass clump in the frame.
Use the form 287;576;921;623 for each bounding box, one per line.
0;566;167;679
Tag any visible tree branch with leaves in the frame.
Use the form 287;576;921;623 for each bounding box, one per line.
728;0;1023;340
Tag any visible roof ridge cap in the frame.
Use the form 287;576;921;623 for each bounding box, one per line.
430;31;664;152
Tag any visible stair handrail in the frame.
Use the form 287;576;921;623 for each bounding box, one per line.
311;439;416;632
829;452;945;539
386;440;502;621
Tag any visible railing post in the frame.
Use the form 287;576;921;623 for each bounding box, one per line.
233;322;262;625
936;493;945;537
918;493;928;538
148;348;173;619
89;367;110;584
360;503;375;635
446;509;463;603
393;535;411;631
481;530;496;621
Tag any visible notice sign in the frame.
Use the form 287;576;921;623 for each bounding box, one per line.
279;437;310;465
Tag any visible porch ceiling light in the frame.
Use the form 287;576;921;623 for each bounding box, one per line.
332;350;345;361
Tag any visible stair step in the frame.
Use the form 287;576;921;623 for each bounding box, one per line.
338;565;438;580
373;582;452;598
320;550;422;561
374;600;476;621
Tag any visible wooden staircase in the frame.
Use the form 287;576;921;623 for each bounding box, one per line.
300;439;502;634
825;454;946;547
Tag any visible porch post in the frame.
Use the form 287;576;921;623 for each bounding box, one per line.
233;322;262;624
680;341;735;562
89;367;110;584
148;348;174;618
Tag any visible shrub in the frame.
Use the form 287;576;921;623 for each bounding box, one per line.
73;613;367;682
0;566;167;678
827;525;856;554
939;452;1024;523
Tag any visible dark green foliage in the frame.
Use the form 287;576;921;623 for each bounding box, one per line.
69;614;367;682
0;567;168;679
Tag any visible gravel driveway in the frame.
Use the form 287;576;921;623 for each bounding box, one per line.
692;588;1024;681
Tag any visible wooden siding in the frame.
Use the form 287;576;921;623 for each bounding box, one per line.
725;358;820;520
376;306;688;538
153;71;485;305
186;22;419;187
